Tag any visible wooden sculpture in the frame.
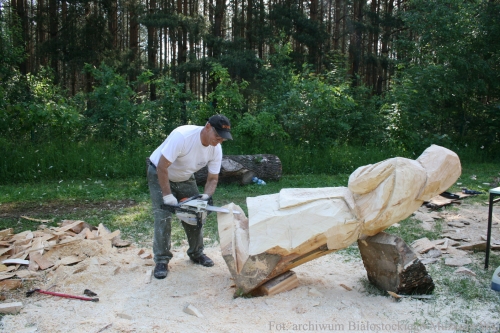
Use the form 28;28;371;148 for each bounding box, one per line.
217;145;461;295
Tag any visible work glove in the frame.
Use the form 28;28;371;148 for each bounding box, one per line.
162;194;178;206
200;194;211;201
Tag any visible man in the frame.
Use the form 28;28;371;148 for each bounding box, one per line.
147;115;232;279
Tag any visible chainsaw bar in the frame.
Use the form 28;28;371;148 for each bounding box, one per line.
206;205;241;214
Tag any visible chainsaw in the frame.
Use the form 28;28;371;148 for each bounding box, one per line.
161;194;240;228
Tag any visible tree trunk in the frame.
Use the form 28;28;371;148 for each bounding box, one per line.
49;0;58;81
194;154;282;186
129;0;139;82
147;0;157;100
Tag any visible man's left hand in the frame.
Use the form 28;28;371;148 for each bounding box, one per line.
200;194;211;200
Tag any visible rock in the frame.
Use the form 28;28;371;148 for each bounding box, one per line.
444;257;472;267
454;267;476;277
183;304;204;318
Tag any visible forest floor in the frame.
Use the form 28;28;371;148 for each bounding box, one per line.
1;200;500;333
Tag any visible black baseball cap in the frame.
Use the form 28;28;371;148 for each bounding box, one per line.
208;115;233;140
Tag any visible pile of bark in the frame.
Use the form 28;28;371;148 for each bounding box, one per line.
0;220;130;284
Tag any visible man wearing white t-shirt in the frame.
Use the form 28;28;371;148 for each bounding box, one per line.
147;115;232;279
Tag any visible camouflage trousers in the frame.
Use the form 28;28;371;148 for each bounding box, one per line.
147;164;204;264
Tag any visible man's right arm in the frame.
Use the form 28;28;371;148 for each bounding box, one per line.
157;155;177;205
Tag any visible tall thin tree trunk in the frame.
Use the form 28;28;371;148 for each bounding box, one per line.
148;0;158;100
129;0;139;82
49;0;59;82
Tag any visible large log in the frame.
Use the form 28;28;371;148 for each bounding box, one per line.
358;232;434;294
217;145;461;295
194;154;282;185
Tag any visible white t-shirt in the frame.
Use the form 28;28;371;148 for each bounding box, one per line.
149;125;222;182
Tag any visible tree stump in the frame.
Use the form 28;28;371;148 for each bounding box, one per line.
195;154;282;185
358;232;435;295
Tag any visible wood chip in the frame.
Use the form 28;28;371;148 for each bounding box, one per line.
56;220;85;233
0;273;16;281
57;255;85;266
411;237;436;254
0;247;12;257
0;279;22;290
20;216;53;223
444;257;472;267
340;283;352;291
144;269;153;284
2;259;29;265
387;291;402;299
0;228;14;240
102;230;120;241
0;302;23;314
140;253;152;260
31;252;54;270
183;304;204;318
28;252;39;271
112;239;131;248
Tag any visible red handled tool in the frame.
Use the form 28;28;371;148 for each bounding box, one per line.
26;288;99;302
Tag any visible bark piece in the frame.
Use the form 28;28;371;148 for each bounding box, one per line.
358;232;435;295
195;154;282;185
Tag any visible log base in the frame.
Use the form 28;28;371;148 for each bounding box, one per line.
248;271;299;297
358;232;435;295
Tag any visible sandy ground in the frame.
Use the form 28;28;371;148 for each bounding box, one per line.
1;203;500;333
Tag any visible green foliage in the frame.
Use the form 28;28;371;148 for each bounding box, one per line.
148;75;198;137
232;111;289;154
387;0;500;152
0;9;24;83
0;68;81;142
196;62;249;123
83;64;140;141
283;71;356;146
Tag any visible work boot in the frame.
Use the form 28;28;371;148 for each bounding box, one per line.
190;254;214;267
154;263;168;279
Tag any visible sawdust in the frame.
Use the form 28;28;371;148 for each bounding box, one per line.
1;202;500;333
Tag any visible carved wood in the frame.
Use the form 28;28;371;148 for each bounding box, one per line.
217;145;461;295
